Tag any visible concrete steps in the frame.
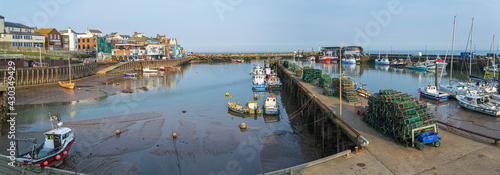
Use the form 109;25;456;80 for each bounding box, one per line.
96;62;127;75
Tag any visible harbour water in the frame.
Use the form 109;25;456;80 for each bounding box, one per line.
2;59;499;174
0;60;320;174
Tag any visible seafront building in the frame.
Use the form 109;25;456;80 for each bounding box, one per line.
0;15;45;50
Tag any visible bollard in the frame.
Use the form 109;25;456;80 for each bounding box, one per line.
355;146;358;154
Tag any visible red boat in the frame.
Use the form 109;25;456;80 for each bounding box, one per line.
16;116;75;168
159;66;168;71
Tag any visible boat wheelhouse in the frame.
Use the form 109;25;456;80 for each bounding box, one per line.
263;96;280;115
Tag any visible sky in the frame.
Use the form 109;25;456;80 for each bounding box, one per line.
1;0;499;53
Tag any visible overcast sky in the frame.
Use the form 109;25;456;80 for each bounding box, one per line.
1;0;499;52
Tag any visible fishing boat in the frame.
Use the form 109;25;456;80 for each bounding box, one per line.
408;62;428;70
159;66;168;71
341;56;356;64
418;85;450;101
231;59;242;63
318;55;336;63
228;101;249;114
308;56;316;61
425;58;448;70
253;75;267;91
16;115;75;167
375;53;390;65
58;57;75;89
252;66;264;76
246;102;262;114
123;73;137;77
263;96;280;115
264;67;273;76
143;67;158;73
267;76;282;89
456;91;500;117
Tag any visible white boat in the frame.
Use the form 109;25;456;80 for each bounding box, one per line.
456;91;500;117
16;116;75;167
341;56;356;64
143;67;158;73
425;58;448;70
418;85;450;101
263;95;280;115
267;76;282;89
253;74;266;91
308;56;316;61
252;66;264;76
375;53;390;65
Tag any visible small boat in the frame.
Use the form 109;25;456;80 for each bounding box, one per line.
16;115;75;167
143;67;158;73
308;56;316;61
231;59;242;63
456;91;500;117
253;75;267;91
170;66;181;70
228;101;249;114
425;59;448;70
124;73;137;77
59;57;75;89
263;96;280;115
408;62;428;70
159;66;168;71
418;85;450;101
375;56;390;65
356;87;370;98
341;56;356;64
390;59;399;66
318;55;337;63
267;76;282;89
246;102;262;114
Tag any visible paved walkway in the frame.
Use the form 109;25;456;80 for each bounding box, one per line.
282;68;500;175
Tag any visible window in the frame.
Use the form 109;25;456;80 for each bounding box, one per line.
83;45;85;49
46;135;53;140
87;39;89;42
78;45;80;49
78;39;80;43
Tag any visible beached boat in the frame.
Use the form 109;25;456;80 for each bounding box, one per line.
418;85;450;101
253;74;266;91
263;96;280;115
356;87;370;98
16;115;75;167
456;91;500;117
267;76;282;89
228;101;249;113
246;102;262;114
143;67;158;73
124;73;137;77
59;57;75;89
159;66;168;71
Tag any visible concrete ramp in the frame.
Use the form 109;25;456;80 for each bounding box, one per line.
96;62;127;75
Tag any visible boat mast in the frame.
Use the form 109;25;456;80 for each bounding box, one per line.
450;16;456;85
68;56;71;83
469;18;474;82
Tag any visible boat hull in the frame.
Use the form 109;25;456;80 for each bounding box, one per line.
253;84;266;90
18;139;74;167
58;81;74;89
458;101;500;117
263;108;279;115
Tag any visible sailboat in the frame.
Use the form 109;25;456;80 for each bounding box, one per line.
58;57;75;89
484;35;498;76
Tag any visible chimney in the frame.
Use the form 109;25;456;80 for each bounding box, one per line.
98;28;100;31
68;27;71;33
87;27;89;33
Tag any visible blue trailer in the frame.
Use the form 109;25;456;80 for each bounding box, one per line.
411;124;441;150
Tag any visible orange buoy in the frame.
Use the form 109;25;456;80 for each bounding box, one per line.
172;133;177;138
55;155;61;160
63;151;68;155
106;83;108;85
116;130;121;135
43;161;48;166
240;123;247;129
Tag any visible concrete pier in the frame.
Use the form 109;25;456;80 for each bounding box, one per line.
271;62;500;174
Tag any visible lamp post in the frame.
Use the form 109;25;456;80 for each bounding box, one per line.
38;46;42;67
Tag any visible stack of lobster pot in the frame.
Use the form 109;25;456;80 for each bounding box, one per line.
332;77;359;103
320;73;332;88
302;69;322;83
363;89;437;146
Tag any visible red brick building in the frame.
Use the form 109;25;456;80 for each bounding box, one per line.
35;28;62;50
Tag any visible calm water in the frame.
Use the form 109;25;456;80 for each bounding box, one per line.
1;60;319;174
293;60;500;140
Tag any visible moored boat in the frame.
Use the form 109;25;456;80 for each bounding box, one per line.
124;73;137;77
143;67;158;73
159;66;168;71
253;75;266;91
341;56;356;64
16;115;75;167
58;81;75;89
267;76;282;89
228;101;249;113
263;96;280;115
418;85;450;101
456;91;500;117
375;55;390;65
246;102;262;114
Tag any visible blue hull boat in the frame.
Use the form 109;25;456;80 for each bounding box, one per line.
124;73;137;76
418;86;449;101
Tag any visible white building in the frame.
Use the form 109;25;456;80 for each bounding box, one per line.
60;27;78;51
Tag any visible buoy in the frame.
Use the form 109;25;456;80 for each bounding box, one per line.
78;88;81;91
240;123;247;129
63;151;68;155
182;110;186;113
43;161;48;166
106;83;108;86
225;92;229;96
55;155;61;160
172;133;177;138
116;130;121;135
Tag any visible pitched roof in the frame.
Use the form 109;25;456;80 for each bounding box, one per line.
110;32;118;35
89;29;102;33
5;21;33;29
0;15;4;19
9;31;44;36
35;28;55;34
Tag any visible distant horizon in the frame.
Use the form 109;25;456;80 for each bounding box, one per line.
1;1;499;52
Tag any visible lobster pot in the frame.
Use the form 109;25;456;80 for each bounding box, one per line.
302;69;322;83
362;89;438;146
323;87;339;97
332;77;359;103
320;76;332;88
288;63;299;72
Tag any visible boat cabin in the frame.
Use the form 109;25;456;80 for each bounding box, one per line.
39;127;73;158
264;96;278;108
